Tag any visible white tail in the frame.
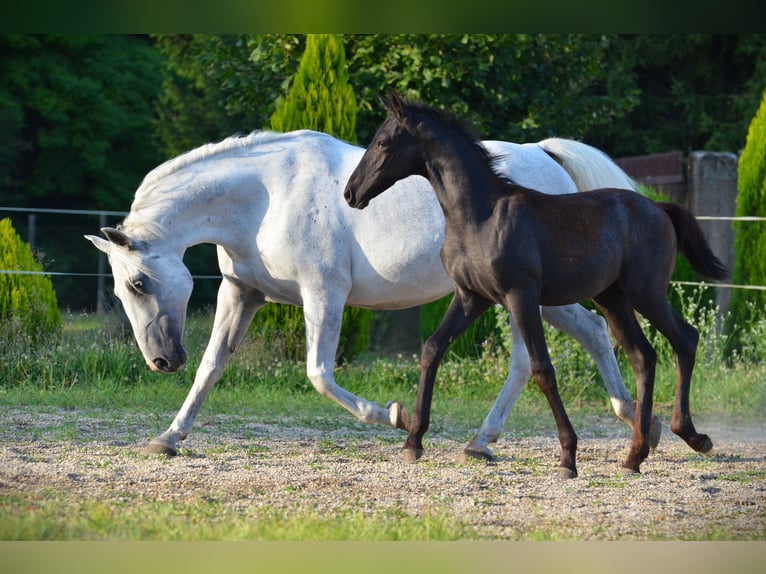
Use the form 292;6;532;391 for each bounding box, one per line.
539;138;637;192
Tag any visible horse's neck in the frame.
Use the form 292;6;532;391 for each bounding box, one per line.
420;130;496;225
127;164;268;255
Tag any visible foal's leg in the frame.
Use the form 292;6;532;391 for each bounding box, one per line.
302;290;409;429
404;290;493;463
542;305;662;449
635;299;713;456
593;292;657;473
506;293;578;479
146;280;265;456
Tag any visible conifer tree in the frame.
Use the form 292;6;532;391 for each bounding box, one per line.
257;35;368;363
270;34;357;143
725;87;766;356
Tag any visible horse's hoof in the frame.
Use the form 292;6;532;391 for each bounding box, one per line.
144;440;177;457
649;415;663;450
557;467;578;479
457;446;496;464
402;448;423;464
386;401;411;431
619;464;640;475
699;435;714;457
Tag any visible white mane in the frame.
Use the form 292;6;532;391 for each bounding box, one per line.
122;130;318;238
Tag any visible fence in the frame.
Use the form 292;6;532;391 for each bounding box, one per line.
2;206;766;315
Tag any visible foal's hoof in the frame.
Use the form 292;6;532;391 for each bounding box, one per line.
698;435;714;457
457;446;496;464
144;439;177;457
386;401;411;431
619;465;640;475
557;467;578;479
402;448;424;464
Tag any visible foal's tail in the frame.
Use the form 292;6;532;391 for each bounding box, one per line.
660;202;729;281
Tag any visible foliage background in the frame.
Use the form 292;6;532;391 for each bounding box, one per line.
1;34;765;351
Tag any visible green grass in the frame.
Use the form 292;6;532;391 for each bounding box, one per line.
2;294;765;542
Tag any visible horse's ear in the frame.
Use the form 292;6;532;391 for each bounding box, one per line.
100;227;137;250
84;234;111;255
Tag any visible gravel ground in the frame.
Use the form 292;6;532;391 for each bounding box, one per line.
1;407;764;540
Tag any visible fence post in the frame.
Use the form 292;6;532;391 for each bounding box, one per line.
687;151;739;317
97;212;107;315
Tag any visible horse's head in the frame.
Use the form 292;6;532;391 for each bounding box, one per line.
85;227;191;373
344;92;425;209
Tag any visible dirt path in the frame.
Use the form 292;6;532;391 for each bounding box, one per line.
1;407;764;540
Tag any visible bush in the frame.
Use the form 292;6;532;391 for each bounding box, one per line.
725;86;766;356
250;303;371;365
0;217;62;340
420;295;503;359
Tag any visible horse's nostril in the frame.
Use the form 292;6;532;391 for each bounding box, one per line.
344;186;352;203
154;357;171;372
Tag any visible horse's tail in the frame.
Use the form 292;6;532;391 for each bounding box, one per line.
538;138;637;192
660;202;729;281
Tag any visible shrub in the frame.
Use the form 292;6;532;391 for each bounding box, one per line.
0;217;62;340
725;86;766;356
420;296;503;359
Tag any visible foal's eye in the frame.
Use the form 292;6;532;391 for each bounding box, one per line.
377;138;389;149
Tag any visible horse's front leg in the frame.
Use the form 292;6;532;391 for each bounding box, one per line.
302;292;408;429
145;280;265;456
405;290;492;463
541;304;662;449
506;293;578;479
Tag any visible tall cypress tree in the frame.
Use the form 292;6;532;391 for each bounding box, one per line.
724;87;766;357
255;35;368;363
270;34;357;143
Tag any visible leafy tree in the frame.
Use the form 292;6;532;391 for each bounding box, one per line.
584;35;766;156
0;35;165;311
724;87;766;357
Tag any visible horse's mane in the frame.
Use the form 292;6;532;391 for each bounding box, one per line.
402;99;515;186
123;130;311;237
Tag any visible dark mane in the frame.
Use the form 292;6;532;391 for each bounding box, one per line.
402;99;515;185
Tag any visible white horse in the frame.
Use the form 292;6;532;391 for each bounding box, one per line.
86;129;660;460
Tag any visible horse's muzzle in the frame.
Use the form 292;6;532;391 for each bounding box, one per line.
344;185;368;209
148;346;188;374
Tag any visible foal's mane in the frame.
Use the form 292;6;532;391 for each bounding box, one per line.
402;99;515;186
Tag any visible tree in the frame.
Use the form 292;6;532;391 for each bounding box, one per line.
270;34;357;142
255;34;369;363
583;35;766;156
0;34;165;310
724;87;766;357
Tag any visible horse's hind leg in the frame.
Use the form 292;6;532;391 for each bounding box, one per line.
542;304;662;449
593;291;657;474
406;290;492;463
636;300;713;456
460;313;531;463
302;291;407;429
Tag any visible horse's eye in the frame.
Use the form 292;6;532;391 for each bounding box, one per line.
377;138;389;149
129;279;145;295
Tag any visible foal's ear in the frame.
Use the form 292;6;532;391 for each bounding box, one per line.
381;90;406;123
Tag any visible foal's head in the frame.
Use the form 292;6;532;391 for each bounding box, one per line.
345;91;499;209
344;92;428;209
